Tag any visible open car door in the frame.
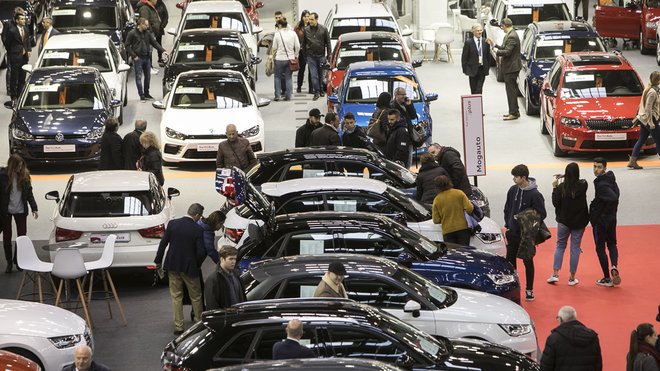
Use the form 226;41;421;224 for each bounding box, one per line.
594;0;641;39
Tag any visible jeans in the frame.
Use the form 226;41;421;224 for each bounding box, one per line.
134;57;152;97
3;213;27;265
307;55;325;94
297;52;310;90
505;230;535;290
593;220;618;278
168;271;203;331
553;223;585;273
443;229;471;246
274;59;292;100
631;119;660;157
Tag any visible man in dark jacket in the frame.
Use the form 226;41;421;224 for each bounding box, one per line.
461;23;491;94
487;18;521;120
136;0;161;40
311;112;341;146
295;108;323;147
415;153;448;205
540;306;603;371
590;157;621;287
61;345;111;371
341;112;368;149
123;119;147;169
154;0;168;62
216;124;257;171
98;118;123;170
390;87;418;125
154;203;206;335
204;245;246;310
301;12;331;100
4;11;31;104
385;109;411;167
429;143;473;197
125;17;167;101
272;319;316;360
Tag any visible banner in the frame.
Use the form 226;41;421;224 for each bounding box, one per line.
461;95;486;177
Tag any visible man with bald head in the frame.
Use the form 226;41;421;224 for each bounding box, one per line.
216;124;257;171
272;319;316;360
62;345;111;371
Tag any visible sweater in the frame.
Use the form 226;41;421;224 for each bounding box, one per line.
272;29;300;61
431;188;473;235
503;178;546;236
552;179;589;229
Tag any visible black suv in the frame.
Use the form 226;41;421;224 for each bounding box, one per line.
162;298;539;370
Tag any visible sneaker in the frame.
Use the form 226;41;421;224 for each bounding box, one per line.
319;91;325;97
273;97;281;102
296;87;302;93
151;68;159;75
144;94;154;100
568;278;579;286
313;94;320;101
546;275;559;284
140;96;146;102
611;266;621;285
596;277;614;287
525;290;535;301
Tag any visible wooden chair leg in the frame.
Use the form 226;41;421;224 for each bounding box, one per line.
16;271;28;300
105;270;127;326
101;271;113;319
37;273;43;303
75;278;94;329
87;270;95;304
55;280;64;307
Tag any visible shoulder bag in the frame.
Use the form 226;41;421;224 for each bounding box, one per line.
279;31;300;72
367;109;387;144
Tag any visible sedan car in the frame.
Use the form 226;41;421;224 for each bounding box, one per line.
212;359;403;371
161;298;539;370
5;66;121;164
45;170;180;267
0;299;93;371
244;255;538;358
153;69;269;163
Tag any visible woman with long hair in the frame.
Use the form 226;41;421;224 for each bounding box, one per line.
138;131;164;186
3;154;38;273
626;323;660;371
547;162;589;286
294;10;310;93
271;18;300;101
628;71;660;169
367;91;392;152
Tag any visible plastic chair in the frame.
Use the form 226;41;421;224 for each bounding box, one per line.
84;235;127;326
16;236;57;303
52;248;93;329
434;23;455;62
459;15;476;43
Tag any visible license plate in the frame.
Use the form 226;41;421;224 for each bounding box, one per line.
44;144;75;153
90;232;131;243
197;144;218;152
595;133;626;141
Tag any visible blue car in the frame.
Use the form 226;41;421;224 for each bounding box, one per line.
517;20;606;115
6;66;120;164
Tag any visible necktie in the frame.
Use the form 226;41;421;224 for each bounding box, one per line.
43;30;49;47
20;28;25;55
476;39;482;65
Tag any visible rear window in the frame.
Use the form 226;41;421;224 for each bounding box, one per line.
561;70;643;98
41;49;112;72
336;42;406;70
61;191;160;217
505;4;570;26
331;17;397;39
52;6;117;30
183;13;247;33
534;37;605;59
174;40;245;64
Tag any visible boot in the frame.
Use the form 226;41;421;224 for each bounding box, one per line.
627;155;643;169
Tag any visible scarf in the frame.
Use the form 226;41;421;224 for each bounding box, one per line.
321;273;347;298
638;342;660;365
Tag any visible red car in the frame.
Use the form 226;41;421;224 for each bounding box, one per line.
176;0;263;25
539;52;654;156
593;0;660;54
0;350;41;371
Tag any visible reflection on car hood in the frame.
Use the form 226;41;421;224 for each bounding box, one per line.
160;107;262;134
559;96;640;119
449;287;530;325
166;63;247;80
448;337;538;369
531;60;553;78
419;246;515;274
19;110;106;135
0;299;86;337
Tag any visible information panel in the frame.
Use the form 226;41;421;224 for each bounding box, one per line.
461;95;486;177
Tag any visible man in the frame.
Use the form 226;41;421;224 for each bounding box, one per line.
310;112;341;146
461;23;491;94
590;157;621;287
503;164;546;302
204;245;246;310
314;261;348;298
4;11;31;105
272;319;316;360
39;16;59;54
155;0;169;64
540;306;602;370
487;18;521;120
428;143;473;197
154;203;206;335
341;112;368;148
216;124;257;171
385;109;412;167
136;0;162;72
302;12;331;101
125;17;167;101
295;108;323;147
1;7;25;96
98;118;123;170
390;87;418;126
61;345;111;371
123;119;147;170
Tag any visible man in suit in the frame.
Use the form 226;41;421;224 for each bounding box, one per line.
39;16;58;54
154;203;206;335
61;345;111;371
487;18;521;121
461;23;491;94
272;319;316;360
122;119;147;170
4;11;31;105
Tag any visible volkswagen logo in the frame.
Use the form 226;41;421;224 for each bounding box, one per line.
102;223;118;229
55;132;64;142
209;128;215;134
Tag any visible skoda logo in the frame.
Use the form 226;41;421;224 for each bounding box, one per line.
55;132;64;142
102;223;118;229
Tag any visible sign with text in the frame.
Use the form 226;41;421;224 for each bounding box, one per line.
461;95;486;177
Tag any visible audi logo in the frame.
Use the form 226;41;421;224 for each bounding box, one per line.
102;223;118;229
55;132;64;142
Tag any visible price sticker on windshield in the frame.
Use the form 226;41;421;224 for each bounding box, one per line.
340;50;367;57
175;86;204;94
565;73;594;82
29;84;61;92
43;52;70;59
187;14;210;20
52;8;76;16
178;44;205;51
507;7;532;14
537;40;564;47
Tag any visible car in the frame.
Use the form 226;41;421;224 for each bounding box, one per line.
518;21;606;116
0;299;93;370
175;0;264;26
484;0;571;81
44;170;180;267
5;66;121;164
324;31;421;101
244;254;539;358
24;33;131;118
167;1;263;57
0;350;41;371
539;52;653;156
211;358;405;371
162;28;260;95
161;298;539;370
594;0;659;54
152;69;270;163
225;176;504;255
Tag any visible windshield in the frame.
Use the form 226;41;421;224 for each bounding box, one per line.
561;70;643;98
52;6;117;30
22;82;102;110
336;42;406;70
385;187;431;219
171;76;251;108
174;39;245;65
390;222;441;258
345;75;420;103
331;17;398;39
534;37;605;59
61;191;158;217
183;13;247;33
505;4;570;26
392;269;450;307
40;49;112;72
379;313;450;360
374;156;416;186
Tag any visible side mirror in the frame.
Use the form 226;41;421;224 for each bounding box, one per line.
4;101;15;109
403;300;421;318
118;63;130;72
412;59;423;68
490;18;500;27
252;26;263;34
521;53;528;61
167;187;180;199
167;27;177;36
543;88;556;97
425;92;438;102
390;212;407;225
327;95;339;103
22;64;33;73
397;251;414;265
323;63;333;70
400;27;413;37
251;56;262;65
152;100;166;109
111;99;121;107
257;97;271;107
45;190;60;202
255;1;264;8
395;354;415;368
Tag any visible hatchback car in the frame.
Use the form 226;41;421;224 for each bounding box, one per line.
518;21;606;115
212;358;404;371
5;66;120;164
45;170;180;267
0;299;93;371
539;52;652;156
153;69;269;163
176;0;264;26
244;255;538;357
162;298;539;370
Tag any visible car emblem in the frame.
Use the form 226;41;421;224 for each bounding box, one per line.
102;223;118;229
55;132;64;142
209;128;215;134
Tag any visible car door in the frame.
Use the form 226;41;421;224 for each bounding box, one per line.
518;27;534;95
594;0;640;39
542;60;562;130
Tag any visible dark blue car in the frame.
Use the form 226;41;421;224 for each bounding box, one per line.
517;20;606;115
6;66;120;164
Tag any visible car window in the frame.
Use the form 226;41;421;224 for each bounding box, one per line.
330;17;398;39
335;42;406;69
279;277;323;298
282;162;328;180
277;195;325;214
150;180;165;214
252;326;318;360
22;82;103;110
183;13;248;33
340;231;405;258
109;41;122;68
548;61;562;90
504;4;570;25
325;193;402;215
61;191;156;217
334;161;399;186
215;331;255;360
174;39;245;64
648;0;660;7
325;327;406;363
41;48;112;72
58;176;75;215
281;232;337;256
52;6;118;29
345;75;420;103
344;277;410;309
172;76;250;108
534;37;606;59
561;70;643;98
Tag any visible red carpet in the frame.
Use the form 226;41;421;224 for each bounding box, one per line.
518;225;660;370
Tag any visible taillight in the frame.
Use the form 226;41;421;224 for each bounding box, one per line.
139;224;165;238
55;227;83;242
225;228;244;243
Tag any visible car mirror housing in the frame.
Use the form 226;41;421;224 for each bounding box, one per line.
396;354;415;368
253;26;263;34
490;19;500;27
22;64;33;74
520;53;527;61
4;101;15;110
257;97;271;107
110;99;121;107
45;190;60;202
167;187;180;199
543;88;556;97
425;92;438;102
152;100;166;110
403;300;421;317
167;27;177;36
118;63;130;72
251;56;262;65
255;1;264;8
412;59;423;68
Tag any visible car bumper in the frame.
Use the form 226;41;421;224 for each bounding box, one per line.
10;139;101;164
162;137;264;163
556;125;655;152
47;241;161;268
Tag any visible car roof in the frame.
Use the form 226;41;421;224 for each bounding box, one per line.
561;52;631;69
346;61;415;75
273;211;395;231
185;0;244;13
332;2;393;17
70;171;152;192
43;33;111;49
261;177;388;197
533;20;595;34
179;28;242;38
211;358;404;371
29;67;100;83
177;69;245;79
506;0;565;5
54;0;119;6
257;146;379;163
338;31;403;43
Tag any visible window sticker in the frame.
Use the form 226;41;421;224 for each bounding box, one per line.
507;7;532;14
187;14;210;20
175;86;205;94
565;73;594;82
29;84;61;92
52;8;76;16
178;44;205;51
340;50;367;57
537;40;564;47
299;286;316;298
300;240;324;255
329;200;357;212
420;338;440;355
302;169;325;178
43;52;70;59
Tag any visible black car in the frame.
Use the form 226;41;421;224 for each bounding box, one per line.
211;358;406;371
163;28;260;94
5;66;120;164
161;298;539;370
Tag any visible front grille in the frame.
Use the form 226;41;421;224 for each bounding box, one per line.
186;134;227;140
585;119;634;130
581;139;637;149
33;134;87;140
183;149;217;159
28;148;94;159
164;144;181;155
251;142;262;152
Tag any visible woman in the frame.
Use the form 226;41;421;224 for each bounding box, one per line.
367;92;392;152
138;131;164;186
431;175;473;246
628;71;660;169
415;153;448;205
547;162;589;286
196;210;226;264
3;155;38;274
627;323;660;371
271;18;300;101
294;10;310;94
99;117;123;170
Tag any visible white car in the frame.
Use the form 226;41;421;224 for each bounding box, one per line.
45;171;180;267
24;34;130;124
223;176;505;256
0;299;93;370
168;0;263;57
152;69;269;163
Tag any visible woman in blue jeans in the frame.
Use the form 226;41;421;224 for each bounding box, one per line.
628;71;660;169
547;162;589;286
271;19;300;101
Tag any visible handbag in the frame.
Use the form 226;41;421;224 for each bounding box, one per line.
265;54;274;77
464;210;482;235
279;31;299;72
367;109;387;144
409;122;428;148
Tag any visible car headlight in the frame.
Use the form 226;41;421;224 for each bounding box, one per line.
486;273;516;285
85;126;104;140
646;21;657;29
12;127;34;140
49;334;82;349
560;116;582;128
240;125;260;138
475;232;503;243
499;324;532;337
165;127;186;140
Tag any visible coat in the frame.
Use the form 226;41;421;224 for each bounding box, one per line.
216;137;257;171
513;208;542;259
435;146;472;197
136;0;161;34
204;268;246;310
461;36;491;77
99;131;123;170
390;99;418;125
141;146;164;186
313;276;347;298
272;339;316;360
552;180;589;229
3;22;31;62
432;188;473;235
295;119;321;147
540;320;603;371
310;124;340;146
495;28;522;74
384;120;410;165
341;126;368;149
61;361;111;371
627;343;660;371
154;216;206;277
503;178;546;237
155;0;169;34
197;219;219;264
415;162;448;204
301;24;331;57
589;170;619;226
125;28;164;59
122;129;144;170
39;27;59;54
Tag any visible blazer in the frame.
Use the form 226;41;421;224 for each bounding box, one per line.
495;28;522;74
99;132;123;170
39;27;59;53
461;36;491;77
122;129;144;170
154;216;206;277
272;339;316;360
4;22;31;60
61;361;111;371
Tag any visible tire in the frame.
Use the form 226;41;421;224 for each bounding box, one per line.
524;84;539;116
540;110;549;134
640;30;653;55
495;61;504;82
552;124;566;157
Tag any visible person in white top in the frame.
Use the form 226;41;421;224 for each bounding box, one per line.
271;19;300;101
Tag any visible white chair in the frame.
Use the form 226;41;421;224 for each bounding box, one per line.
407;25;431;60
434;23;455;62
16;236;57;303
84;235;127;326
459;14;476;43
52;248;93;329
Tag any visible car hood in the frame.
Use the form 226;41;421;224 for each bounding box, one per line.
0;299;87;337
339;102;425;127
557;96;640;119
447;287;531;325
447;337;538;369
424;246;516;275
166;63;247;80
160;106;262;134
18;110;106;134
